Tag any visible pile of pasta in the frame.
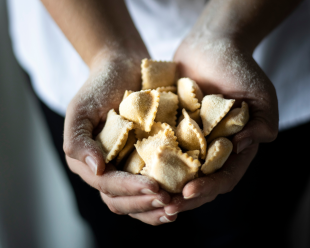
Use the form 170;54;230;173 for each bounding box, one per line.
96;59;249;193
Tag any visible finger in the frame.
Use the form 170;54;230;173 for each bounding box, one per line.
185;144;258;197
165;144;258;215
101;189;170;215
164;194;215;216
63;101;106;175
67;156;160;196
232;117;278;154
129;209;178;226
232;92;278;153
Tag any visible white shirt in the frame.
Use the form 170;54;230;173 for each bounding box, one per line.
7;0;310;130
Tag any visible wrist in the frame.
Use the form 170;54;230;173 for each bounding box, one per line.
181;32;253;59
189;1;273;55
89;45;149;74
187;18;259;56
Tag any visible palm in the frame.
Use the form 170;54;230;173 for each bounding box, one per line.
174;38;278;146
163;37;279;215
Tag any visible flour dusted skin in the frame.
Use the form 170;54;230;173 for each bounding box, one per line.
94;58;250;194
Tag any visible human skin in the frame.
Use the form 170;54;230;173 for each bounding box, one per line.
128;0;303;224
41;0;176;224
42;0;302;226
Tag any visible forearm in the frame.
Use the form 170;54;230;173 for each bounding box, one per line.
41;0;148;67
192;0;303;52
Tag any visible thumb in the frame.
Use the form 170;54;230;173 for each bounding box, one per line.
63;113;105;175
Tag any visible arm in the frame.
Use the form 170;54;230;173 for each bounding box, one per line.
193;0;303;53
41;0;175;224
130;0;302;222
41;0;147;66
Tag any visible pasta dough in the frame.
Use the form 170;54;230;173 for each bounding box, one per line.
156;86;177;93
96;109;134;163
135;128;179;165
115;130;137;165
177;78;203;112
123;150;145;175
176;109;207;159
95;58;250;194
135;122;173;141
119;90;159;132
207;101;249;142
200;94;235;136
155;91;178;127
186;150;200;160
201;137;233;175
177;109;202;128
142;59;177;90
141;146;201;193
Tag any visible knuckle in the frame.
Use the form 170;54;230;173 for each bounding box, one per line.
265;124;278;142
205;194;217;203
121;185;132;196
106;193;117;198
66;99;75;112
128;214;136;220
210;195;217;202
67;162;76;174
107;203;123;215
96;181;109;195
269;128;278;142
227;179;237;193
63;140;75;157
132;201;146;213
226;186;234;193
65;156;76;173
151;222;161;226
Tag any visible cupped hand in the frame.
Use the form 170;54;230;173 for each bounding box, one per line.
164;36;279;216
63;52;176;225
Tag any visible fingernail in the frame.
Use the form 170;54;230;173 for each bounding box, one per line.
237;138;252;154
184;192;200;200
85;156;97;174
141;189;157;195
159;216;172;223
152;199;166;208
165;211;178;216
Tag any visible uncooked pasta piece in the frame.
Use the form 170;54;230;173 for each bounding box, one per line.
176;109;207;159
200;95;235;136
155;91;178;127
122;90;133;101
141;146;201;193
177;109;202;128
141;59;177;90
201;137;233;175
115;130;137;165
96;109;134;163
135;122;173;141
207;102;249;143
156;86;177;93
186;150;200;160
123;150;145;174
119;90;159;132
135;128;179;165
177;78;203;112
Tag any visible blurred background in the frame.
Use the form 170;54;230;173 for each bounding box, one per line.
1;0;310;247
0;0;96;247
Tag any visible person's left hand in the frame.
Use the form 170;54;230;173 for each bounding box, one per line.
162;33;278;216
128;33;278;224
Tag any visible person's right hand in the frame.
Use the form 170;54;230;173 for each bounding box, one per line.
63;52;176;225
